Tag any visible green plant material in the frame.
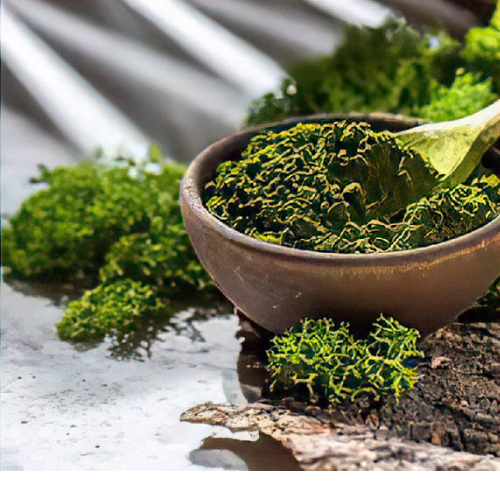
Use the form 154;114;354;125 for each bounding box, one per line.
418;70;497;123
2;154;210;292
2;153;214;343
100;219;212;293
399;174;500;247
246;17;499;126
205;121;500;254
267;315;424;405
480;278;500;310
463;2;500;94
57;279;164;342
2;156;186;279
315;174;500;253
246;79;303;127
205;121;436;245
246;21;462;125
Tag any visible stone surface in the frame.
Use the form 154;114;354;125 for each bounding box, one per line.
0;105;300;472
1;278;247;470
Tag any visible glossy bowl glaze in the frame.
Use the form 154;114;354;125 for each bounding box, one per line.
180;114;500;336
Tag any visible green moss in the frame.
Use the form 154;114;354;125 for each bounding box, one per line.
246;13;499;126
2;157;187;280
418;70;497;123
316;174;500;253
99;220;212;293
204;121;500;254
2;153;214;343
267;315;424;405
57;279;164;342
246;21;458;125
463;3;500;94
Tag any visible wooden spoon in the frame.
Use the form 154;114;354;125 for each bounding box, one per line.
394;99;500;189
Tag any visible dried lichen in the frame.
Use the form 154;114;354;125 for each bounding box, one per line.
204;121;500;254
267;315;424;405
315;174;500;253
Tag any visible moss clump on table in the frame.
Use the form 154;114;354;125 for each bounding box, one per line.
58;279;164;342
267;315;424;405
2;153;213;342
419;69;496;123
463;4;500;96
204;121;500;254
246;9;500;126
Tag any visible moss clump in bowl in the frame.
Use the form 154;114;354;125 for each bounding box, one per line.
204;121;500;255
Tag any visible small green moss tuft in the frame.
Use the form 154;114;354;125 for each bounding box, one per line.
57;279;164;342
267;315;424;406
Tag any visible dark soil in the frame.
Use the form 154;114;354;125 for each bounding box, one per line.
235;308;500;457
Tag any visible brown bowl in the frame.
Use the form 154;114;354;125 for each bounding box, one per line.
180;114;500;336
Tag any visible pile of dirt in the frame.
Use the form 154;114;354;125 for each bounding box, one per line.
331;316;500;456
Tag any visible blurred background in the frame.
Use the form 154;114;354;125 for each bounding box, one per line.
1;0;497;211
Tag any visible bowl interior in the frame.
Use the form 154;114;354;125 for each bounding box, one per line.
193;114;425;194
194;113;500;196
190;113;500;253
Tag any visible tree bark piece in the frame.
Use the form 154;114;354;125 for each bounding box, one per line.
181;403;500;471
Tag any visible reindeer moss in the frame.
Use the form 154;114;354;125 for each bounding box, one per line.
267;315;424;406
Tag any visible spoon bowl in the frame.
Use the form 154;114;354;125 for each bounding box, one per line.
180;114;500;336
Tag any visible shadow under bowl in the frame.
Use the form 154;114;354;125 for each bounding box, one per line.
180;114;500;336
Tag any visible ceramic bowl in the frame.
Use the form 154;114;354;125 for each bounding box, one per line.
180;114;500;335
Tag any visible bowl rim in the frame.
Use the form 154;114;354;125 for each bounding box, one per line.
181;114;500;267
